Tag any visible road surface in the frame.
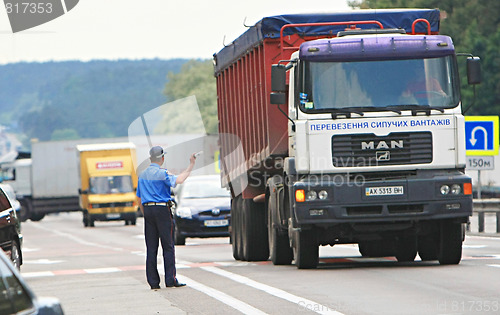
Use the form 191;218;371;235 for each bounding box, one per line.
20;212;500;315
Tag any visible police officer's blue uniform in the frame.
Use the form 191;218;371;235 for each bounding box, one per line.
136;162;179;289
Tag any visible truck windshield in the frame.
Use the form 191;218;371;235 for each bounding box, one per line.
300;56;460;112
89;175;133;194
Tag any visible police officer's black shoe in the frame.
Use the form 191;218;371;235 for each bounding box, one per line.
150;286;160;290
166;280;186;287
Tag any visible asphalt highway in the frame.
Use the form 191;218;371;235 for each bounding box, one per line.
20;212;500;315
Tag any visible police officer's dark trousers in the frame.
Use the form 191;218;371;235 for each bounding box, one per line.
143;205;176;287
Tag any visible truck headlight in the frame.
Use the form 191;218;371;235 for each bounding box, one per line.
450;184;461;195
440;185;450;195
176;207;192;219
318;190;328;200
306;190;317;201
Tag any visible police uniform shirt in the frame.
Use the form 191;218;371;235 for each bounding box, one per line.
136;164;178;203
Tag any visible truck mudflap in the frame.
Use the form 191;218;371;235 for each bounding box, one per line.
291;171;472;225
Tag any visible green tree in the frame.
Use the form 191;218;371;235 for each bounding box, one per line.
163;60;218;134
51;128;80;140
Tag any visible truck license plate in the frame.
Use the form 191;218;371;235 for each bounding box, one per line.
106;213;121;219
365;186;404;196
204;219;229;227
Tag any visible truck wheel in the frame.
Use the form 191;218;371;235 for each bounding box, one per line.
294;229;318;269
130;218;136;226
241;198;269;261
268;198;292;265
83;215;89;227
417;235;438;261
395;236;417;262
236;197;245;260
19;200;31;222
30;213;45;222
358;242;371;257
438;221;463;265
230;197;241;260
359;240;395;257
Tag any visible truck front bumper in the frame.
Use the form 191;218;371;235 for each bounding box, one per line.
292;170;472;225
87;207;137;221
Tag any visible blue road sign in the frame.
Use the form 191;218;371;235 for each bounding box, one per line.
465;116;499;156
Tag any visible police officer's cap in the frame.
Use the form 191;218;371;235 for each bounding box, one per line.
149;146;166;159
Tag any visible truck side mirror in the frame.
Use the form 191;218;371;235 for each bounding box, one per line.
271;65;286;92
467;56;481;85
270;92;287;105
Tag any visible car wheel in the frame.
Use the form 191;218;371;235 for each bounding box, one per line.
174;225;186;246
83;214;89;227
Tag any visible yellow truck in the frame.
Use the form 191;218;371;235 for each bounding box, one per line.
77;143;138;227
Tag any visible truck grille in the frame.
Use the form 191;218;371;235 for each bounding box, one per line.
332;132;432;167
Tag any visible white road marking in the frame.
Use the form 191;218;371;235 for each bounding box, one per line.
488;264;500;268
463;245;488;249
176;274;267;315
23;259;64;265
23;271;54;278
21;247;40;252
84;267;121;274
200;266;345;315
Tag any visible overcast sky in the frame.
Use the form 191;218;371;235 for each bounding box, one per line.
0;0;352;64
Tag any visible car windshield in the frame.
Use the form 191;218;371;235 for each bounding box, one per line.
300;56;460;111
89;175;133;194
180;179;230;199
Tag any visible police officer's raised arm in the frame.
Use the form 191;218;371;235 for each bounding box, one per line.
175;153;197;185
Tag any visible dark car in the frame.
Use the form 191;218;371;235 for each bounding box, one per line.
0;185;22;269
173;175;231;245
0;249;64;314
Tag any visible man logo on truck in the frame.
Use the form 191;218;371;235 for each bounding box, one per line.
361;140;404;150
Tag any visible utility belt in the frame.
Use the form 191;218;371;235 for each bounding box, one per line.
143;200;175;208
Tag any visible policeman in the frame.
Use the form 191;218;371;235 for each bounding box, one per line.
136;146;196;289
